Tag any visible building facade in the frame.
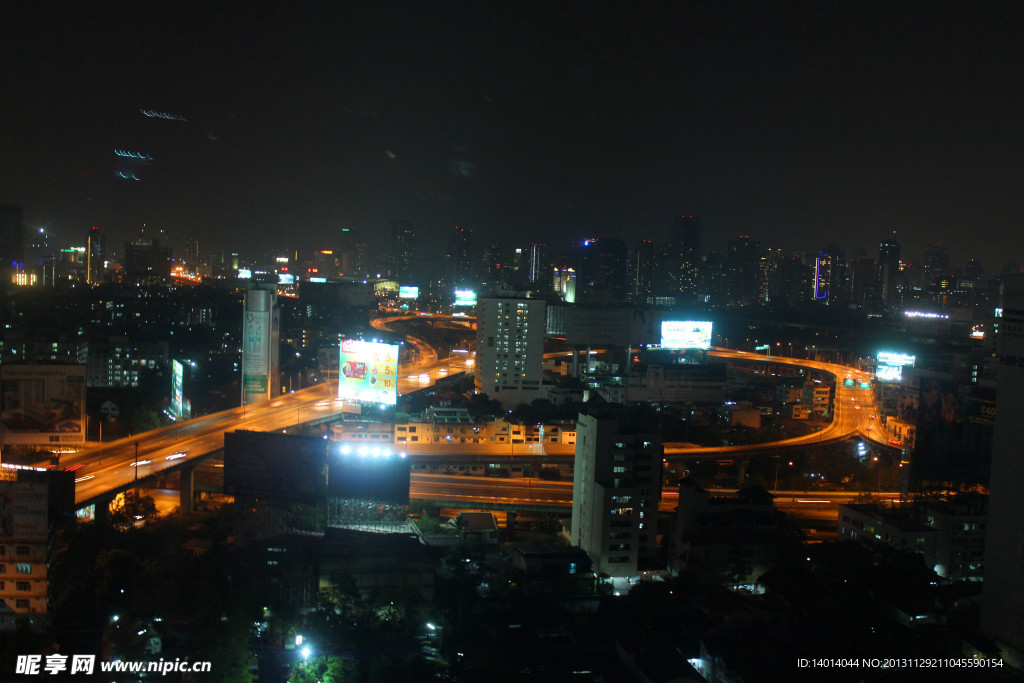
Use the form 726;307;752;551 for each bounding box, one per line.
571;413;662;577
475;297;548;408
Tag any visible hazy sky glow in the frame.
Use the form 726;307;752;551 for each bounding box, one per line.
3;2;1023;269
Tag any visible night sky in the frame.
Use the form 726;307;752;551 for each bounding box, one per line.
3;2;1023;270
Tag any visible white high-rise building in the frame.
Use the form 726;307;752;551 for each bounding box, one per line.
571;413;662;577
475;297;547;408
982;274;1024;669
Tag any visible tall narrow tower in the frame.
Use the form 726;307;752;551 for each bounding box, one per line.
241;283;280;405
86;226;106;285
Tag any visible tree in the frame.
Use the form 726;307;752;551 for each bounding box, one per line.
289;656;357;683
109;491;158;531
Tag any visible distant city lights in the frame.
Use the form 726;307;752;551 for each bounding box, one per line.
904;311;949;319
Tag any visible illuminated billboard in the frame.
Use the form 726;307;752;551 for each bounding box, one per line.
876;365;903;382
660;320;713;349
339;340;399;405
454;289;477;307
877;351;916;367
172;360;184;419
1;365;86;445
399;285;419;299
876;351;915;383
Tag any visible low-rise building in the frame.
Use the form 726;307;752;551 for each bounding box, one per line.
668;481;778;585
838;494;987;582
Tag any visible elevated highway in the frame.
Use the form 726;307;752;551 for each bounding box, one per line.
57;326;890;513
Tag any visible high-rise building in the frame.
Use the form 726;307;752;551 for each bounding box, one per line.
123;237;170;285
923;241;950;286
878;239;901;309
445;226;472;286
981;274;1024;668
813;244;845;304
481;242;503;290
389;220;415;282
671;216;702;301
571;412;663;577
0;204;25;280
848;256;877;311
726;236;763;306
527;243;552;288
86;227;106;285
475;297;546;407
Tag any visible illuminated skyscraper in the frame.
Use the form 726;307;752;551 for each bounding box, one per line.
445;226;472;286
389;220;415;282
878;239;901;308
527;243;551;288
671;215;702;301
86;226;106;285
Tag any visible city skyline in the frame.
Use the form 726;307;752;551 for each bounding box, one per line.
3;3;1024;269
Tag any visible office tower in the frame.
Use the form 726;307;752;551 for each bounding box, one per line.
813;244;844;304
725;236;763;306
848;256;877;310
965;259;986;281
878;239;901;309
389;220;415;282
527;243;552;288
481;242;503;289
446;226;472;286
628;240;658;302
923;241;950;286
573;238;628;304
571;412;663;577
553;267;577;303
0;204;25;279
671;216;702;301
86;227;106;285
981;274;1024;668
475;297;546;408
123;237;171;285
241;283;281;405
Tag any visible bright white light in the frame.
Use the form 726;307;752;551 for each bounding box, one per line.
301;646;311;659
166;452;187;461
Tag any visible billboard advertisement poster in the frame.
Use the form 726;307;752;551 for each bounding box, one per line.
243;310;270;401
565;308;661;346
1;365;86;445
339;340;399;405
877;351;916;367
0;482;48;541
454;289;477;306
876;365;903;382
660;320;713;349
399;285;419;299
172;360;184;419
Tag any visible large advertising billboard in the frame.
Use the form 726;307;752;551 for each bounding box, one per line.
339;340;399;405
564;308;661;346
454;289;477;307
660;320;713;349
1;365;86;445
243;310;271;398
876;351;916;384
399;285;419;299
